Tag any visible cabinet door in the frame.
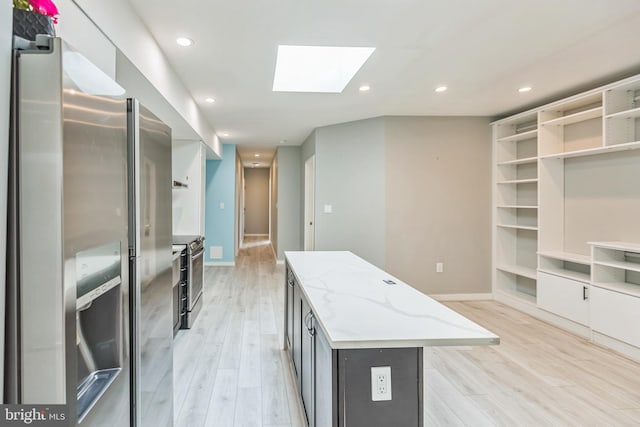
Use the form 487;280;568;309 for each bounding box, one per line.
292;281;302;388
301;298;315;427
286;269;294;349
538;272;589;325
591;286;640;348
314;322;334;427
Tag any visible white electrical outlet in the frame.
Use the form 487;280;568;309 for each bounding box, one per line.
436;262;444;273
371;366;392;401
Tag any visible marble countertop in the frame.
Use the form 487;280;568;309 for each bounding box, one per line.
285;251;499;349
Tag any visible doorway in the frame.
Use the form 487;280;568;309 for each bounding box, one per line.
304;155;315;251
243;167;270;247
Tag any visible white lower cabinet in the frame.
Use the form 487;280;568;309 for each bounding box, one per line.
537;272;589;326
591;286;640;348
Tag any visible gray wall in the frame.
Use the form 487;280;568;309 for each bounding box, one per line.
1;0;11;399
314;118;386;267
244;168;270;235
301;130;316;162
276;146;303;259
384;117;492;295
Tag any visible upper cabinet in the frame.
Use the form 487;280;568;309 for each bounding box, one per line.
172;140;206;236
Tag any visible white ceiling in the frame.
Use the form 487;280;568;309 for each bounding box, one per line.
128;0;640;165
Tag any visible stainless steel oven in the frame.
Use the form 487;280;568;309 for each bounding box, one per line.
173;235;204;329
172;249;183;336
186;238;204;327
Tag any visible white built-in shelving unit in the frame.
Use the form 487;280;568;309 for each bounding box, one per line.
493;111;539;305
492;74;640;361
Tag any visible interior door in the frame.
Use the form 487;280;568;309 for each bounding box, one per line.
304;155;315;251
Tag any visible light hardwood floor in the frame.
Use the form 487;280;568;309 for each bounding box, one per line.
174;238;640;426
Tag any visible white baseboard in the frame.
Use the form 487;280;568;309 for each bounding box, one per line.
430;293;493;301
494;290;591;339
205;261;236;267
244;233;269;237
592;332;640;363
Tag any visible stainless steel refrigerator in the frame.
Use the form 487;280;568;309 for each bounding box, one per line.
6;36;173;426
127;99;173;427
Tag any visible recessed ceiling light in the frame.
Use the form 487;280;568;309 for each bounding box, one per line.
252;162;259;167
205;97;215;103
359;85;371;92
176;37;194;47
435;86;448;93
518;86;532;93
254;154;260;157
222;133;229;137
273;45;376;93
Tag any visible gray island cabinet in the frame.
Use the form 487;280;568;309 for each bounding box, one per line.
284;251;499;427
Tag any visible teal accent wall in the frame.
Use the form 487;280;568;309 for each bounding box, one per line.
205;144;236;263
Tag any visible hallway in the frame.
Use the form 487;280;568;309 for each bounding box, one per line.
173;237;305;427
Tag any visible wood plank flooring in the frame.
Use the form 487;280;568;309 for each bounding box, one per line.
173;237;305;427
174;238;640;426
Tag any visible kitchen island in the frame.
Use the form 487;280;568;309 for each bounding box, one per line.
284;251;499;427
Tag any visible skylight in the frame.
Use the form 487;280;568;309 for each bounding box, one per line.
272;45;375;93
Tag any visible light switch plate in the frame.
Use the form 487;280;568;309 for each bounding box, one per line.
324;204;332;213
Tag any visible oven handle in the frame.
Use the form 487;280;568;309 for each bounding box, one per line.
191;248;204;260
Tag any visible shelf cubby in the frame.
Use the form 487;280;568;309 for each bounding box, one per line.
604;80;640;146
538;252;590;283
591;242;640;298
539;93;603;157
497;156;538;166
497;206;537;229
495;114;538;164
495;269;537;303
539;140;640;159
496;181;537;208
604;79;640;116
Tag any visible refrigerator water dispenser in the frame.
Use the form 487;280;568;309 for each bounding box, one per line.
75;242;124;422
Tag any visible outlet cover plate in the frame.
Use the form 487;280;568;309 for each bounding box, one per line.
371;366;392;401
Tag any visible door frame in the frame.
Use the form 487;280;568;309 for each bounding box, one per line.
304;155;315;251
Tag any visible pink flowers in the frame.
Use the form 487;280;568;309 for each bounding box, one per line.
13;0;59;23
29;0;59;23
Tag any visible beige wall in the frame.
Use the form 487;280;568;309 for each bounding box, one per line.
384;116;492;295
244;168;270;235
